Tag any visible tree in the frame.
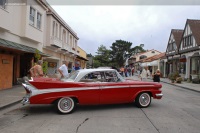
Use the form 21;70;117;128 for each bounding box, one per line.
110;40;132;67
93;45;111;67
131;44;146;55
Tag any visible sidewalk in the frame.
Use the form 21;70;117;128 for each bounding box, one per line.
0;76;199;110
0;85;25;110
127;75;200;93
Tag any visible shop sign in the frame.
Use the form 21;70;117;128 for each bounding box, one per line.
2;59;9;64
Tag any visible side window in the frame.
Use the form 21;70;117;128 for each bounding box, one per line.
105;71;118;82
79;72;104;82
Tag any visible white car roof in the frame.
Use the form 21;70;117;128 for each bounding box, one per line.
74;69;117;82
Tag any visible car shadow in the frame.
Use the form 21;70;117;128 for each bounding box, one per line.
13;102;160;115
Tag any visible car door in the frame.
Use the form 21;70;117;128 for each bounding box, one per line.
77;72;102;105
99;71;132;104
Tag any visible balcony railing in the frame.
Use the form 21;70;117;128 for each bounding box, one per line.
50;36;62;48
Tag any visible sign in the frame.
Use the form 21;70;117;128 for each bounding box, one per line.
2;59;9;64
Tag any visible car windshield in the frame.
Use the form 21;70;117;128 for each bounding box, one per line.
64;71;79;82
116;71;125;82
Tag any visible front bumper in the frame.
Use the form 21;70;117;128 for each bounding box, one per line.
154;93;163;99
156;93;163;97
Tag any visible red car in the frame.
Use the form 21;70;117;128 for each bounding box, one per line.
22;69;163;114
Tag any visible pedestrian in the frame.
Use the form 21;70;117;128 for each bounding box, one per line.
152;69;161;82
120;66;124;77
140;67;148;81
58;61;69;79
29;60;44;77
74;62;80;70
131;67;134;76
146;67;151;78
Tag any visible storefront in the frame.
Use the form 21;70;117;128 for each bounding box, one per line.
190;52;200;83
179;55;187;79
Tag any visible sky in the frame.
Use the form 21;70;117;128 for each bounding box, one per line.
46;1;200;55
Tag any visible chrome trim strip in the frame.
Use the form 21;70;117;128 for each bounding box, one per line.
130;85;154;88
102;86;129;89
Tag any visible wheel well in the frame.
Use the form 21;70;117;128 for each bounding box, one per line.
51;97;79;104
136;91;152;98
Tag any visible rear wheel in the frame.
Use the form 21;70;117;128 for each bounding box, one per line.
56;97;76;114
135;92;151;108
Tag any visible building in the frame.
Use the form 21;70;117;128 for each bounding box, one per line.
0;0;48;89
178;19;200;83
166;29;184;77
165;19;200;83
0;0;87;89
75;46;88;69
129;49;162;71
42;4;79;75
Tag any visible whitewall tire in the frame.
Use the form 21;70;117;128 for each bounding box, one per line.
135;92;151;108
56;97;76;114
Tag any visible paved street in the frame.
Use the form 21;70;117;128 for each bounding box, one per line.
0;82;200;133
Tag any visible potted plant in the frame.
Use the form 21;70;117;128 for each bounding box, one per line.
176;77;182;83
168;73;175;83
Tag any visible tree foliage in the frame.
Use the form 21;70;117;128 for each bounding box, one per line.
110;40;132;67
89;40;146;68
93;45;111;67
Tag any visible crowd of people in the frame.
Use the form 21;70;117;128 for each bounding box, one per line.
119;65;161;82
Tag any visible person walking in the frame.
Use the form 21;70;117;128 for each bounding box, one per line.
140;67;149;81
152;69;161;82
58;61;69;79
29;60;44;77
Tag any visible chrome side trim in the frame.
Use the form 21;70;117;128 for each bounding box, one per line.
130;85;155;88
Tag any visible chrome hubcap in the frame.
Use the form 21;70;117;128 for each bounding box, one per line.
139;93;150;106
60;99;72;111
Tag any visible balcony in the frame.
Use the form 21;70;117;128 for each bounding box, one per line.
50;36;62;48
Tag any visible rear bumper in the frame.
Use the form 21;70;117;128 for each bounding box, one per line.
21;95;30;105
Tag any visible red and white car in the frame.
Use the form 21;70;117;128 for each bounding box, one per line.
22;69;163;114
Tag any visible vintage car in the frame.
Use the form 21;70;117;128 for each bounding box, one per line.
22;69;163;114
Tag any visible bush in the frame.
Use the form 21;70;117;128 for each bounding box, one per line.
168;72;181;83
176;77;182;83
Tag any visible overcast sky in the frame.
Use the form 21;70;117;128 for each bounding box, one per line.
47;2;200;55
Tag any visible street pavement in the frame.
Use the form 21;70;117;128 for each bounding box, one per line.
0;75;199;110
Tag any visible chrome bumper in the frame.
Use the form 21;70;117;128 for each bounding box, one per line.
155;93;163;97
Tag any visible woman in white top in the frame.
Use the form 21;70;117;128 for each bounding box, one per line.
140;67;150;81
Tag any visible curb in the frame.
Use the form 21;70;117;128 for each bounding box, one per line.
0;99;22;111
160;80;200;93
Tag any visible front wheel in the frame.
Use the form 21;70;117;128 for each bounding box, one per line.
56;97;76;114
135;92;151;108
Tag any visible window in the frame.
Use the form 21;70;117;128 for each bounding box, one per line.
0;0;6;9
183;35;193;48
29;7;35;26
37;12;41;29
52;21;55;36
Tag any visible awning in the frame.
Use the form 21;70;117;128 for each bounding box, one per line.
140;62;147;67
148;60;158;66
0;38;50;57
76;55;89;61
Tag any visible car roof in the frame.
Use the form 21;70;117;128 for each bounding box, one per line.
74;69;117;81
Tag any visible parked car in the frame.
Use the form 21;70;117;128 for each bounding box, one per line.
21;69;163;114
